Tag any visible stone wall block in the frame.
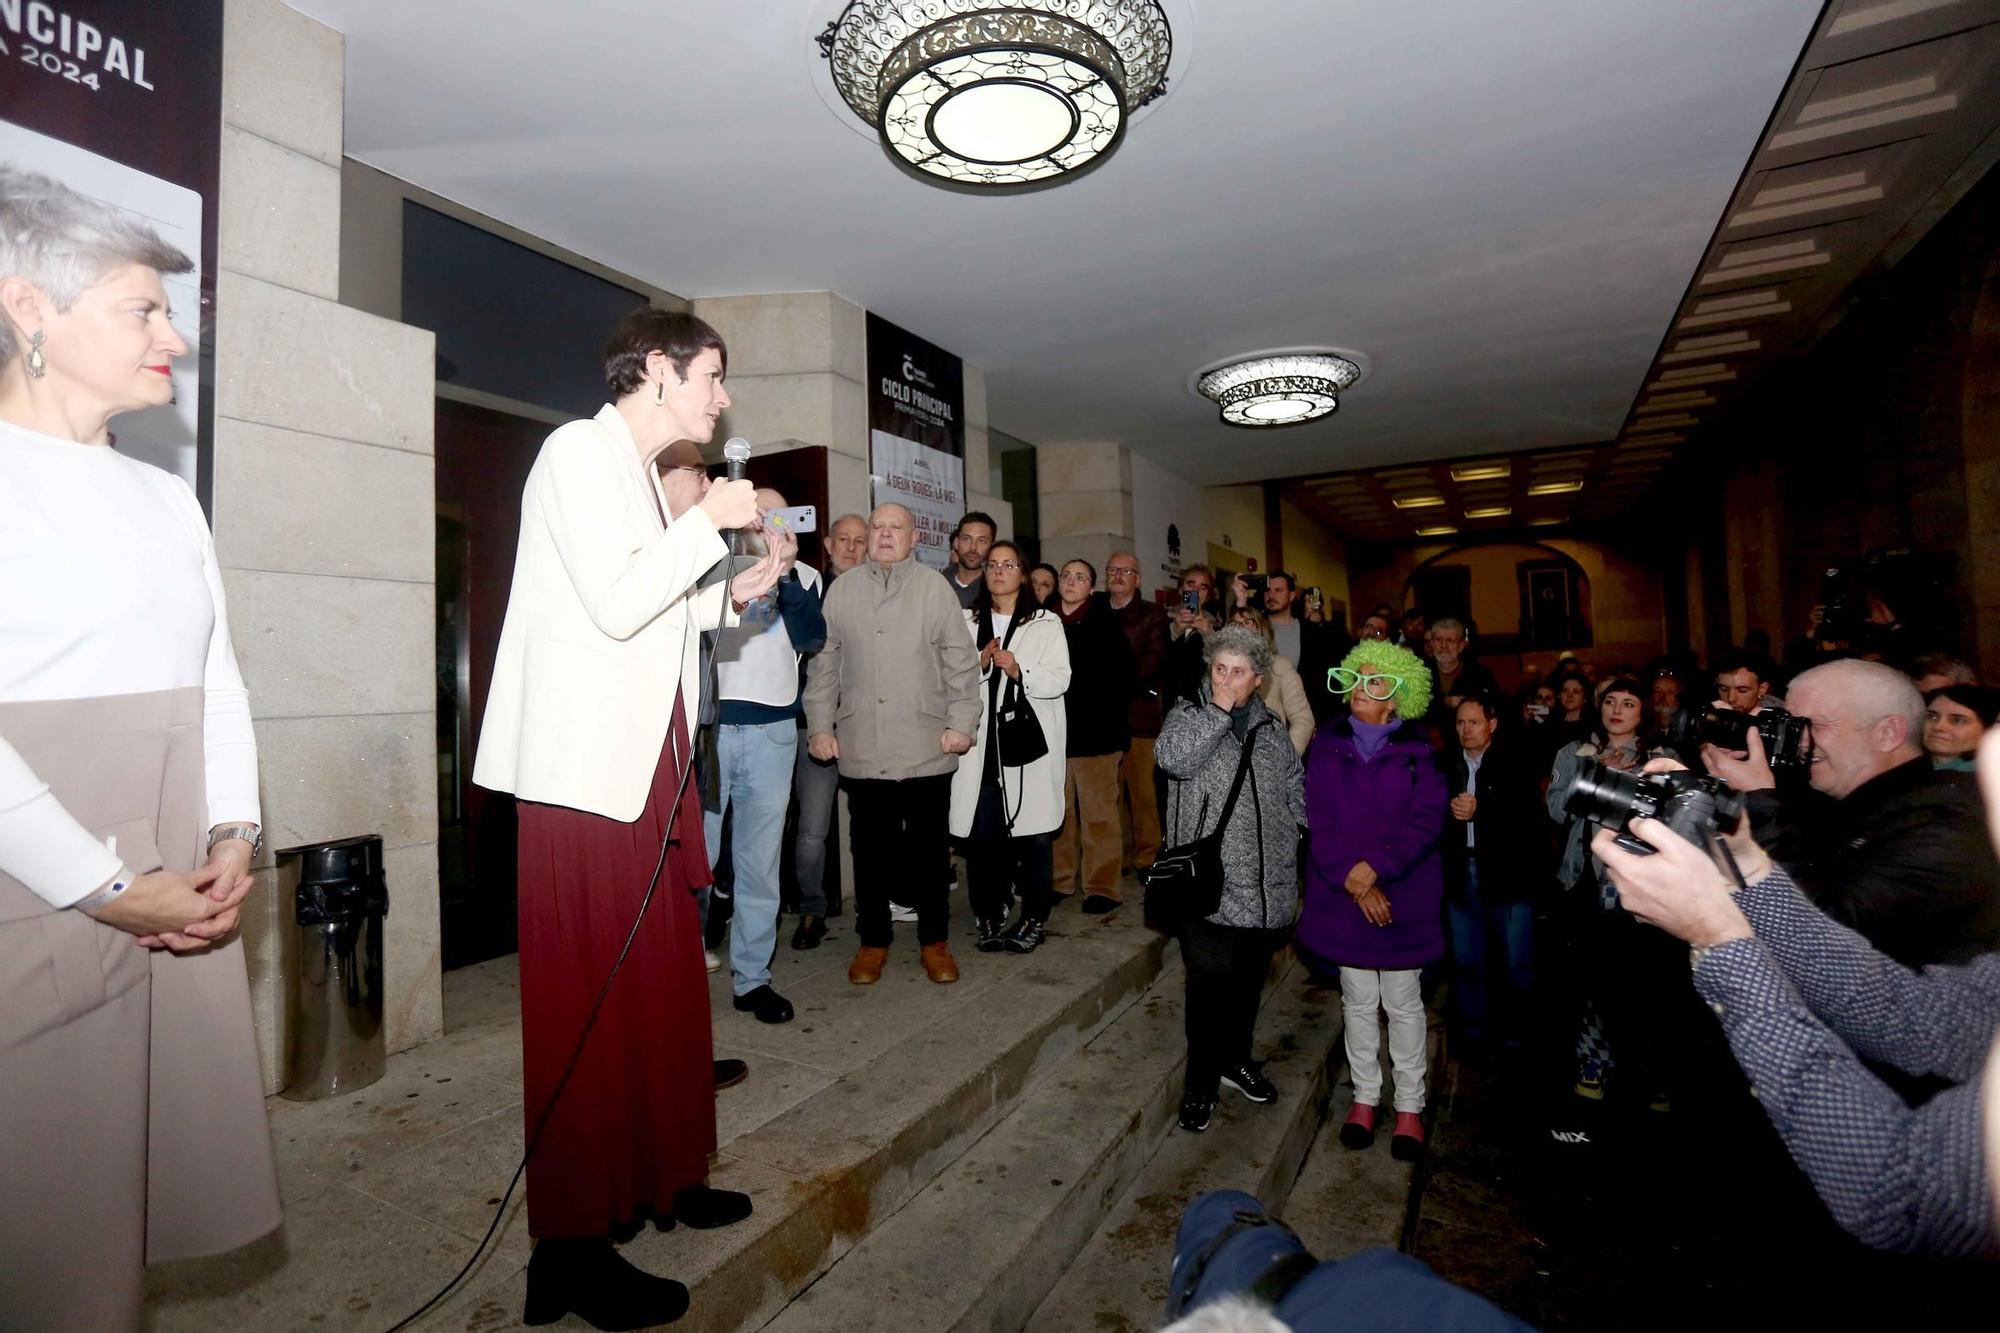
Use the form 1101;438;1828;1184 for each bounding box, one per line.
213;421;434;582
218;126;341;297
252;713;438;864
223;0;344;166
225;570;435;719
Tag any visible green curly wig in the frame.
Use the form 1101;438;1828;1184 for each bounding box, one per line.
1332;639;1433;719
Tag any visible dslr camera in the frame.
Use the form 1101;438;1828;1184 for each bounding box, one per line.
1667;705;1812;768
1565;760;1747;856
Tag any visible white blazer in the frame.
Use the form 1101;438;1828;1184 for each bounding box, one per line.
949;607;1071;838
473;405;735;822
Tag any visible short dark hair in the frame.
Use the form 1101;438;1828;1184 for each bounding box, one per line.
1267;570;1296;591
603;307;727;397
1062;557;1097;586
1911;653;1977;686
953;511;997;541
1925;684;2000;727
1456;695;1498;722
1713;649;1772;684
970;540;1028;617
1180;563;1213;587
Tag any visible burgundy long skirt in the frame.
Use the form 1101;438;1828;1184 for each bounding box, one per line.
516;702;716;1239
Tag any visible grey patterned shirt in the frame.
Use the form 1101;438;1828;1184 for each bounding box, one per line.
1692;866;1999;1257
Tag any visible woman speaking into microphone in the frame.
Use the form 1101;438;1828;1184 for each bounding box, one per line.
474;308;791;1329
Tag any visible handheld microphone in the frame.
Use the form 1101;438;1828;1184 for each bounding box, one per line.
723;436;752;482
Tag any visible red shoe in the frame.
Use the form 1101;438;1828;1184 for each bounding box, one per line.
1391;1110;1426;1161
1338;1102;1377;1150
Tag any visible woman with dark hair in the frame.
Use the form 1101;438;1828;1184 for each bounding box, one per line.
1028;561;1060;609
474;305;790;1328
951;540;1072;953
0;165;279;1330
1923;684;1998;772
1545;677;1687;1106
1154;625;1306;1134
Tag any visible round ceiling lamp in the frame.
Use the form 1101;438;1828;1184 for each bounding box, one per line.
817;1;1173;193
1196;353;1364;428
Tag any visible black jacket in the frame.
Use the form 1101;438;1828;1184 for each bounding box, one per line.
1292;619;1352;724
1058;599;1135;758
1439;738;1549;902
1750;755;2000;968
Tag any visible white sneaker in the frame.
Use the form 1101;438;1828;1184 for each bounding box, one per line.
888;901;919;924
705;949;722;973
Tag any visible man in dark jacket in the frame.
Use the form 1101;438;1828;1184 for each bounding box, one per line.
1102;551;1170;872
1440;697;1545;1049
1704;658;2000;969
1053;559;1135;911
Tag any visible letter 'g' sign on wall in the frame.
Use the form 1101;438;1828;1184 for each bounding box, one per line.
1;0;223;506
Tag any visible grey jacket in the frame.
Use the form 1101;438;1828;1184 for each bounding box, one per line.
1154;690;1307;930
1546;737;1681;890
804;556;981;781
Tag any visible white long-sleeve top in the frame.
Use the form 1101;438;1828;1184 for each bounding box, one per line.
0;419;259;907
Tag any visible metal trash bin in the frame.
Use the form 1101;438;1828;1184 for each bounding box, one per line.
279;834;389;1100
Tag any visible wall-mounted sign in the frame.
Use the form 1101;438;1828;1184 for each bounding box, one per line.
866;311;966;570
1;0;223;506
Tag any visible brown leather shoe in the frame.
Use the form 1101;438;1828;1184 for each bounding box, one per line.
920;941;959;984
848;946;889;985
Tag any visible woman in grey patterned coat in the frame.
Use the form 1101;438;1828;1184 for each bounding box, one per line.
1154;625;1307;1133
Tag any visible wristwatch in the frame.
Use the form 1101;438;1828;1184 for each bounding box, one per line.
208;822;263;857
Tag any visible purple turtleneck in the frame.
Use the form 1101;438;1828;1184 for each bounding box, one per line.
1351;716;1399;759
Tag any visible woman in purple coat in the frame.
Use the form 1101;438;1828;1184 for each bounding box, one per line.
1297;639;1449;1160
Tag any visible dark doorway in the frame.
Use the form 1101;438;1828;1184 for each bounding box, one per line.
435;398;547;970
1409;564;1472;625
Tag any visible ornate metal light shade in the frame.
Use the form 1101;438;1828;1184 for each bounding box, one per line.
818;1;1172;192
1197;354;1363;428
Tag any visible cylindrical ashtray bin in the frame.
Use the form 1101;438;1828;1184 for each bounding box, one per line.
279;835;389;1100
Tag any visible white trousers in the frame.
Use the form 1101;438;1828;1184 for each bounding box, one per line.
1340;967;1428;1113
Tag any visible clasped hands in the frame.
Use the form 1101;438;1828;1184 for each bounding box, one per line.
979;639;1020;680
1344;859;1391;927
85;834;256;953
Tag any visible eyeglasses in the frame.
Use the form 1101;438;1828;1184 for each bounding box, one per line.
1107;566;1139;577
665;465;706;481
988;560;1022;572
1329;668;1404;701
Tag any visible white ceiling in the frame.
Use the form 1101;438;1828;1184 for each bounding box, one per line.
300;0;1824;485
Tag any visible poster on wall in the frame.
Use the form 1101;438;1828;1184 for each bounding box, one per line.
866;311;965;568
1;0;224;506
871;429;964;571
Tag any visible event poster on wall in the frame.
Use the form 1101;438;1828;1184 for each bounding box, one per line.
1;0;224;506
866;311;966;570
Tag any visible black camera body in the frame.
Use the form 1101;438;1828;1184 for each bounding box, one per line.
1668;704;1812;768
1564;760;1747;856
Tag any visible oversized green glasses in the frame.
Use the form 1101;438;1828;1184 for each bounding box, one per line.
1328;668;1404;701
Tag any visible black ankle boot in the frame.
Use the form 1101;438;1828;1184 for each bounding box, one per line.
671;1184;753;1229
523;1235;689;1329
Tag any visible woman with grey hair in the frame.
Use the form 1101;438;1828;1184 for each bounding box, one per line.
0;166;280;1328
1154;624;1307;1133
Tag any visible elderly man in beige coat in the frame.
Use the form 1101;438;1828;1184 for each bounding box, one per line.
805;504;980;984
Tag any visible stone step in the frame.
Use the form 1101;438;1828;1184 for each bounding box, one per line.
762;957;1191;1333
648;907;1172;1333
1026;956;1345;1332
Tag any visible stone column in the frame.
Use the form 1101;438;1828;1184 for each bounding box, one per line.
216;0;441;1089
1037;442;1136;572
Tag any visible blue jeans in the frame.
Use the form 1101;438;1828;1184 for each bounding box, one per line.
1447;859;1533;1044
702;719;797;996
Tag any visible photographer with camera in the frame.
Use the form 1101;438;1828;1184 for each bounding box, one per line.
1586;728;2000;1259
1700;659;2000;971
1545;678;1687;1103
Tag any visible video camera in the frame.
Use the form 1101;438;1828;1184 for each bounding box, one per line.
1564;760;1747;856
1666;704;1812;768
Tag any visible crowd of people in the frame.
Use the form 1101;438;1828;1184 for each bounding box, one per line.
5;164;1995;1333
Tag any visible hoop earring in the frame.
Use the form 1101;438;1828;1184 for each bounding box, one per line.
25;329;47;379
655;378;665;406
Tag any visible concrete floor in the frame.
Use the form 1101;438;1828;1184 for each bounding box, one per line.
141;908;1057;1331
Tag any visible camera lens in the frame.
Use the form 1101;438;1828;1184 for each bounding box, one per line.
1563;760;1647;826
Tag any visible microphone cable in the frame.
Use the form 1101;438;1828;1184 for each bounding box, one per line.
383;726;699;1332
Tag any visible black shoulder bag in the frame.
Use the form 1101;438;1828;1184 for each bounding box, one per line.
984;609;1049;770
1141;718;1268;931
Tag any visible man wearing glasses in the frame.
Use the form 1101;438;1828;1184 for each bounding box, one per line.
1100;552;1170;873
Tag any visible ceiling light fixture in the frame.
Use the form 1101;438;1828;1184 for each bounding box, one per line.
1527;480;1585;496
1415;525;1457;537
1464;505;1512;519
1390;493;1445;510
1449;463;1509;482
817;0;1172;192
1195;352;1363;427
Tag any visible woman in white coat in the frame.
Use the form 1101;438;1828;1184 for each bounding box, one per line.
950;540;1072;953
